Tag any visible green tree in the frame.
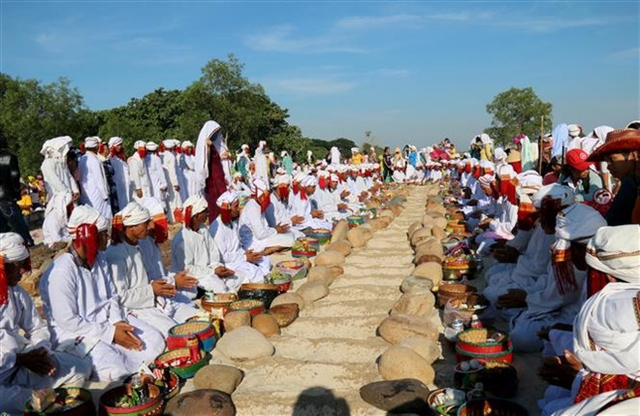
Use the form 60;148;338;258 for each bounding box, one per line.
0;74;87;175
485;87;552;146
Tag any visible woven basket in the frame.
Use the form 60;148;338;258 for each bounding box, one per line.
457;398;528;416
269;303;300;327
155;348;210;380
166;321;216;352
99;384;163;416
237;284;280;309
311;228;332;244
229;299;265;315
436;283;477;308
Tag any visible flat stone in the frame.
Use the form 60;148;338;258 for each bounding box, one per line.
193;364;245;395
390;292;437;318
268;303;299;328
326;240;352;257
347;228;368;248
271;292;305;311
377;314;439;345
359;378;432;414
398;337;441;364
165;389;236;416
412;262;443;286
215;326;274;361
251;313;280;337
315;251;345;266
296;281;329;303
306;266;334;286
407;221;423;238
330;220;349;243
223;311;251;332
400;275;434;295
378;346;436;386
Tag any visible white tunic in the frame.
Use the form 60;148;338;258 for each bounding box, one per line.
290;192;332;230
39;251;165;382
145;154;168;201
128;153;153;197
105;242;178;334
161;150;183;220
209;218;267;284
78;152;112;220
239;199;295;252
40;157;78;247
170;225;232;293
0;286;92;414
254;147;269;181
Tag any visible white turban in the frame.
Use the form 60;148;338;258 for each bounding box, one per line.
555;203;607;244
84;136;101;149
330;174;339;183
480;160;495;171
118;201;150;227
478;174;495;186
293;172;306;183
140;196;165;217
163;139;176;149
241;144;249;150
276;174;291;186
67;205;110;237
40;136;73;158
532;184;576;208
108;137;123;148
252;178;270;197
0;232;29;262
258;141;267;149
145;141;158;151
574;283;640;376
494;147;507;162
516;170;543;196
183;195;208;216
134;140;146;149
216;191;239;208
181;140;194;148
301;175;318;187
585;225;640;283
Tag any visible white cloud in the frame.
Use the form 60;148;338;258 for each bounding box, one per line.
272;77;356;95
500;17;605;33
245;25;365;53
369;68;410;78
610;47;639;59
336;14;424;30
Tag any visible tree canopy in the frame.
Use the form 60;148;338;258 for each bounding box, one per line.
484;87;552;146
0;54;359;175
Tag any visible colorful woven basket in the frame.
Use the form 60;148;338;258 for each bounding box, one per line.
275;260;308;281
166;321;216;352
237;283;280;309
99;384;163;416
310;228;332;244
228;299;265;316
154;348;210;380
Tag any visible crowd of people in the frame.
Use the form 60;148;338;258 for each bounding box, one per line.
1;118;639;414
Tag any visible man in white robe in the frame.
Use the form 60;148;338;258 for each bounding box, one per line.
209;191;269;280
1;233;92;415
137;197;200;323
108;137;133;211
253;141;269;181
313;173;351;222
160;139;182;223
178;140;197;201
128;140;153;199
171;195;242;294
265;175;305;239
290;175;332;232
40;136;79;247
238;178;295;253
144;141;168;210
78;136;112;220
106;202;186;335
39;206;165;382
504;203;606;352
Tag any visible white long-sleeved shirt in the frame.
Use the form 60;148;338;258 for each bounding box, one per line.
128;153;153;197
239;199;278;250
105;242;156;310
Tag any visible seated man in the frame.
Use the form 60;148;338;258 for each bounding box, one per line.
1;233;92;415
290;175;332;232
502;203;606;352
137;196;200;322
106;201;196;335
238;178;294;254
210;191;269;280
171;195;241;293
537;224;640;415
313;173;351;222
265;174;305;239
39;206;165;382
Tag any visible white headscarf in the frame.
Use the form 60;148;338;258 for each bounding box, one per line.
0;232;29;262
140;196;165;217
183;195;208;216
181;140;194;149
585;225;640;283
532;184;576;208
555;203;607;244
67;205;110;237
40;136;73;159
118;201;151;226
252;178;270;197
108;137;123;148
574;283;640;376
494;147;507;162
84;136;101;149
216;190;238;208
145;141;158;151
301;175;318;187
195;120;222;191
162;139;176;149
478;174;495;186
479;133;493;145
134;140;146;149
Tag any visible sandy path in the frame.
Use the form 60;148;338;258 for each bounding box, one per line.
198;190;428;415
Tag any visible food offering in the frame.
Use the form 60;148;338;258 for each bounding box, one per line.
25;388;95;415
442;243;477;280
310;228;332;244
292;238;318;258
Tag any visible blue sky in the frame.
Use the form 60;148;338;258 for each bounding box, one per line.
2;1;638;149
